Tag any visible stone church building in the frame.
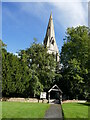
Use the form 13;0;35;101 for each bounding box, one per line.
44;13;60;62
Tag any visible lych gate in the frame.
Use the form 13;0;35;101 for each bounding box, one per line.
48;84;63;104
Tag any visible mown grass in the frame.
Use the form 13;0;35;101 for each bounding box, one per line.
62;102;90;119
2;102;50;119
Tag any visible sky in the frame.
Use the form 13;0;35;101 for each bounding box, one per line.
2;0;89;54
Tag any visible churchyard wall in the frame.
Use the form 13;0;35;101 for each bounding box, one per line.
62;100;87;103
0;97;48;103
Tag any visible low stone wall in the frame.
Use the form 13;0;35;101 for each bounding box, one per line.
0;97;48;103
62;100;87;103
8;98;39;102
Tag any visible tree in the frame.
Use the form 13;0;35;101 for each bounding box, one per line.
2;39;57;98
19;41;57;96
2;40;32;97
60;26;89;99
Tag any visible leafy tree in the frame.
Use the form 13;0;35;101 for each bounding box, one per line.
19;41;57;96
2;39;57;98
60;26;89;99
2;40;32;97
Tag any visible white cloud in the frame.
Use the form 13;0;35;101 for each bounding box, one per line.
2;0;88;29
51;1;88;28
19;3;48;20
19;1;88;29
13;53;18;56
2;0;89;2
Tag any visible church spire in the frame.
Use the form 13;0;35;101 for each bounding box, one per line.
50;11;52;19
44;13;60;62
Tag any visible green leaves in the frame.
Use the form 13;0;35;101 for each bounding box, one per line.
19;42;57;96
2;40;57;97
2;46;31;97
61;26;89;99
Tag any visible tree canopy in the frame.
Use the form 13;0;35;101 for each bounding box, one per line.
2;40;57;97
60;26;89;99
2;25;89;100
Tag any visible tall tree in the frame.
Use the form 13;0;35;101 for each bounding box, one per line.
19;41;57;97
2;40;57;98
60;26;89;99
2;40;32;97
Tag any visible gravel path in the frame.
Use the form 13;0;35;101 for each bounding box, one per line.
44;104;63;119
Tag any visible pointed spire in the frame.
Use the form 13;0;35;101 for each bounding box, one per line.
44;12;55;46
50;11;52;19
48;12;53;28
43;13;60;62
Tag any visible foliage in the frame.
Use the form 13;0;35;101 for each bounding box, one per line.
2;48;32;97
60;26;89;99
0;40;7;48
2;25;89;99
2;40;57;97
19;42;57;96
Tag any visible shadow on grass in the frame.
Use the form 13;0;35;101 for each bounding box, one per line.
62;115;89;120
2;118;62;120
77;102;90;107
2;117;89;120
61;102;90;120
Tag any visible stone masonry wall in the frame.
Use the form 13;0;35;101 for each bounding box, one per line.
0;98;48;103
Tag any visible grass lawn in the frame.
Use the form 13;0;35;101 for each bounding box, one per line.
2;102;50;119
62;102;90;119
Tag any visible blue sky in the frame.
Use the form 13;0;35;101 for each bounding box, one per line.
2;1;88;54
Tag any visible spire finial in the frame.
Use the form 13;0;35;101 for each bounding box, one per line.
50;11;52;16
50;11;52;19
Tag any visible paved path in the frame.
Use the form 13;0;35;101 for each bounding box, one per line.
44;104;63;119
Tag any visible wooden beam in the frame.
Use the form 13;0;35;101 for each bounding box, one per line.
51;89;60;91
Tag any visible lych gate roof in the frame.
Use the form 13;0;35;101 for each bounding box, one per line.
48;84;63;94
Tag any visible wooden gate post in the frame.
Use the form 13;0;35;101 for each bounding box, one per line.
60;95;62;104
48;92;50;103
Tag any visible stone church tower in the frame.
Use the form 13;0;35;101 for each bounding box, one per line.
44;13;60;62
